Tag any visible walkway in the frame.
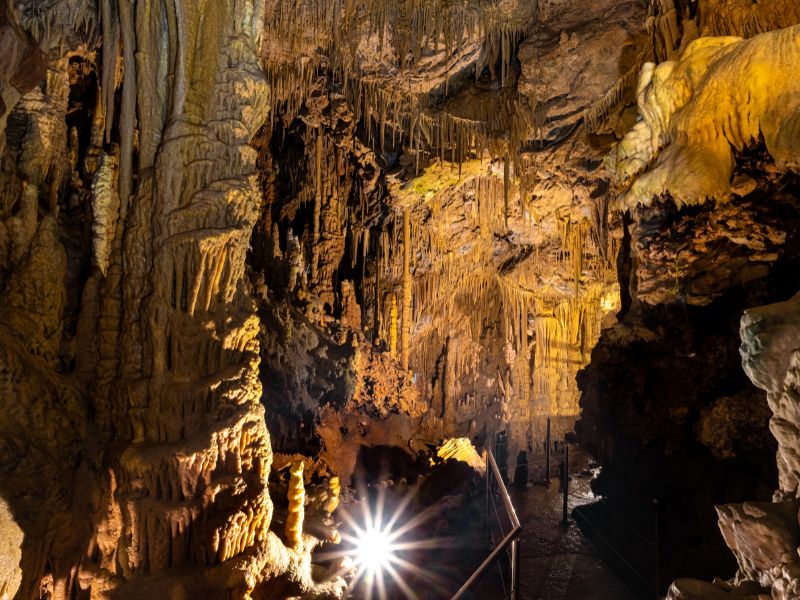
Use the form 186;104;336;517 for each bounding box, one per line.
508;476;639;600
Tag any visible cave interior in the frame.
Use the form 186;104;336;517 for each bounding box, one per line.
2;0;800;599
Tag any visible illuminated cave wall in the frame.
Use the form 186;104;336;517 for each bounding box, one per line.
2;0;800;598
250;0;646;471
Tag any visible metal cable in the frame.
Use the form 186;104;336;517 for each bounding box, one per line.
490;492;507;539
573;511;657;594
595;499;657;550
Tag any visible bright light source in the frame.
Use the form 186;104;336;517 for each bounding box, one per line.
355;527;394;575
319;486;451;599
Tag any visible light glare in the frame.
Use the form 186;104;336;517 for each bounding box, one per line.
356;528;393;574
318;485;453;600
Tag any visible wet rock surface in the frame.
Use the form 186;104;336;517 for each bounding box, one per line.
512;477;638;600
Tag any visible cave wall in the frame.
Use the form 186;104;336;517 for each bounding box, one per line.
243;0;651;482
3;0;800;598
0;1;341;598
576;4;800;593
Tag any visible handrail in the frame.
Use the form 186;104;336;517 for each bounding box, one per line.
487;450;521;531
451;450;521;600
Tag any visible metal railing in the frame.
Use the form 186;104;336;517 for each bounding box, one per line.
451;449;521;600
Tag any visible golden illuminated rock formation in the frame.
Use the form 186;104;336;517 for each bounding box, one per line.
613;26;800;208
285;460;305;550
435;438;486;474
325;476;341;518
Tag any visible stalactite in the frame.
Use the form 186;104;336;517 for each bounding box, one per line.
92;151;121;276
401;205;411;371
558;216;590;291
583;62;641;134
262;0;538;163
99;0;119;144
503;155;510;229
373;228;382;343
117;0;136;215
389;292;398;357
312;128;322;285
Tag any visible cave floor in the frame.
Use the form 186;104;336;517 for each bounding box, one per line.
508;476;640;600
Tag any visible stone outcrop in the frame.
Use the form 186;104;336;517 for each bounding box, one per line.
578;10;800;592
665;293;800;598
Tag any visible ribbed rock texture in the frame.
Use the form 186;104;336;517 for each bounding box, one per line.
0;1;339;598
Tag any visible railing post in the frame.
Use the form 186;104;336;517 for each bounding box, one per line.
486;451;491;548
545;416;551;485
562;440;569;526
653;498;660;599
453;449;521;600
510;538;520;600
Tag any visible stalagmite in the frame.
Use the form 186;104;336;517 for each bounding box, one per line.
117;0;135;213
285;460;305;550
325;477;341;518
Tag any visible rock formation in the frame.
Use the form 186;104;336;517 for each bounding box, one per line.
0;0;342;598
2;0;800;598
578;5;800;594
666;293;800;599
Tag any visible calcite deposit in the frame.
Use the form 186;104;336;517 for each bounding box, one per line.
2;0;800;598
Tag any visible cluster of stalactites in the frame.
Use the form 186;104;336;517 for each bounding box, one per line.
264;0;533;80
647;0;800;61
375;163;618;384
14;0;98;48
497;281;607;416
263;0;538;161
344;80;541;174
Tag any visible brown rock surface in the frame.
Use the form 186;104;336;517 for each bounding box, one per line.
3;0;800;598
577;3;800;593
